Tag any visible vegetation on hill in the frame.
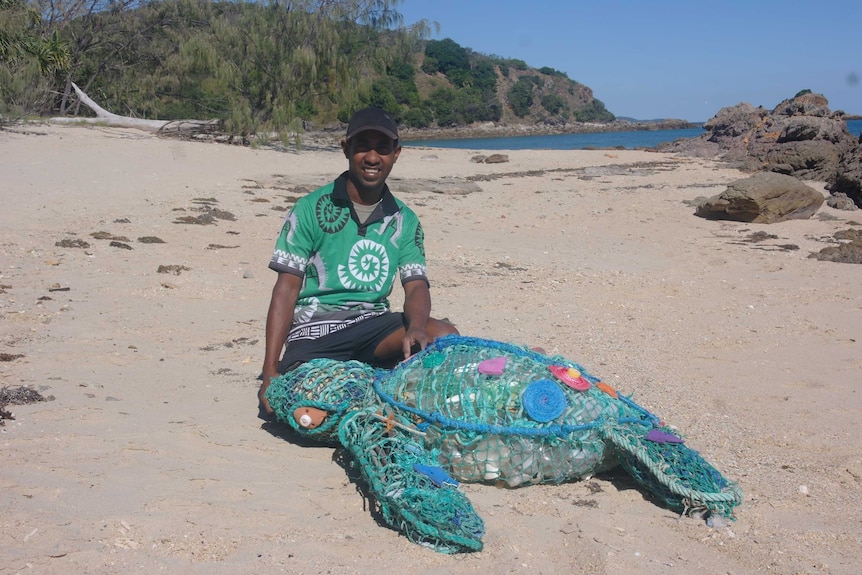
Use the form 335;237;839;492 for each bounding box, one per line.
1;0;614;136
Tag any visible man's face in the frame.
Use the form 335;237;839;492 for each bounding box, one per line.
342;130;401;196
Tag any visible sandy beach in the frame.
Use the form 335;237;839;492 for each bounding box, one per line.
2;124;860;575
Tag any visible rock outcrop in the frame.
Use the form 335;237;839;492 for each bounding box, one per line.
659;93;862;208
828;142;862;209
809;228;862;264
695;172;824;223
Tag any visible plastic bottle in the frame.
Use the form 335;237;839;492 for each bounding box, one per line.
474;436;510;482
502;437;540;487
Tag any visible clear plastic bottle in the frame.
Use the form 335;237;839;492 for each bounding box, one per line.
473;436;510;481
502;437;540;487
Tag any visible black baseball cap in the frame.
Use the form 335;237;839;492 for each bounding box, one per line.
345;107;399;141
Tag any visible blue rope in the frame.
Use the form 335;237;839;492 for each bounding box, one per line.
373;371;601;437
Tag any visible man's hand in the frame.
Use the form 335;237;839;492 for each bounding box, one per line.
402;326;429;360
258;368;280;415
401;279;432;360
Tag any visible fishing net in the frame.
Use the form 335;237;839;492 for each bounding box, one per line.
265;334;742;553
606;425;741;518
266;358;484;552
338;407;485;553
376;336;621;487
266;359;379;443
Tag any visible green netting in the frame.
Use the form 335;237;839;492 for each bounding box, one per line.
338;408;485;553
265;334;742;553
606;426;743;517
266;359;379;443
266;360;485;552
376;337;623;487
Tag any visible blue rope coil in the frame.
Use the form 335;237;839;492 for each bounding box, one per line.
521;378;568;422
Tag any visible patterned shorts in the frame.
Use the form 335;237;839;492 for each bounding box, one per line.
278;312;407;371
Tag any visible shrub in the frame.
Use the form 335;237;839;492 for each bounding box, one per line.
574;99;614;122
424;38;469;75
541;94;568;116
421;56;439;75
507;77;534;117
538;66;566;77
404;106;433;128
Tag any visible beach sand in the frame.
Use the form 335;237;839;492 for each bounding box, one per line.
1;124;860;574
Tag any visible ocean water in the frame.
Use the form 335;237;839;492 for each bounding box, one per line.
403;119;862;151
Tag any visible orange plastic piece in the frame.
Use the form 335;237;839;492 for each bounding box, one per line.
595;381;619;399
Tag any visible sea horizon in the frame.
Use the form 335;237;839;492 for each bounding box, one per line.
403;119;862;151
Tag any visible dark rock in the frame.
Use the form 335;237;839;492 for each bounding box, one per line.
773;92;831;117
808;229;862;263
826;192;859;211
695;172;824;223
157;264;191;275
659;93;861;190
702;103;768;143
761;137;844;179
827;143;862;208
471;154;510;164
484;154;510;164
55;238;90;249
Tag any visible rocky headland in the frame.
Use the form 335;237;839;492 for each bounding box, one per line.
657;92;862;210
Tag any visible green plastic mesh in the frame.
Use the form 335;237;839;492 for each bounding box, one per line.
267;360;485;552
266;359;379;443
265;335;742;553
606;425;742;517
338;408;485;552
376;337;621;487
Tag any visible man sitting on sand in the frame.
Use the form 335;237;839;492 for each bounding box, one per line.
258;107;458;419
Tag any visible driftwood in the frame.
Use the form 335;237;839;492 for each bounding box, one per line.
49;82;222;136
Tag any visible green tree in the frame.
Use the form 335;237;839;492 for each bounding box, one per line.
198;0;426;133
574;98;614;122
541;94;568;116
507;77;535;117
424;38;469;75
538;66;566;77
57;0;428;136
403;105;432;128
0;0;70;115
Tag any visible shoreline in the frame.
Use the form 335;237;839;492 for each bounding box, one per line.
396;118;701;142
297;119;701;147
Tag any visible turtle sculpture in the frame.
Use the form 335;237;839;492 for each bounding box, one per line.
265;335;742;553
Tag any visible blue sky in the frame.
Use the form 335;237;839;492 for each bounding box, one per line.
396;1;861;122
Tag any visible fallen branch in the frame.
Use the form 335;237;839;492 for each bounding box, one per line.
48;82;222;136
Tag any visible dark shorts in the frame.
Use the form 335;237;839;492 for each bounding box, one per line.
278;312;407;371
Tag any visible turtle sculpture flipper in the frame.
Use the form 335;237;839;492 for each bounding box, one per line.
265;335;742;553
338;407;485;552
266;358;485;553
